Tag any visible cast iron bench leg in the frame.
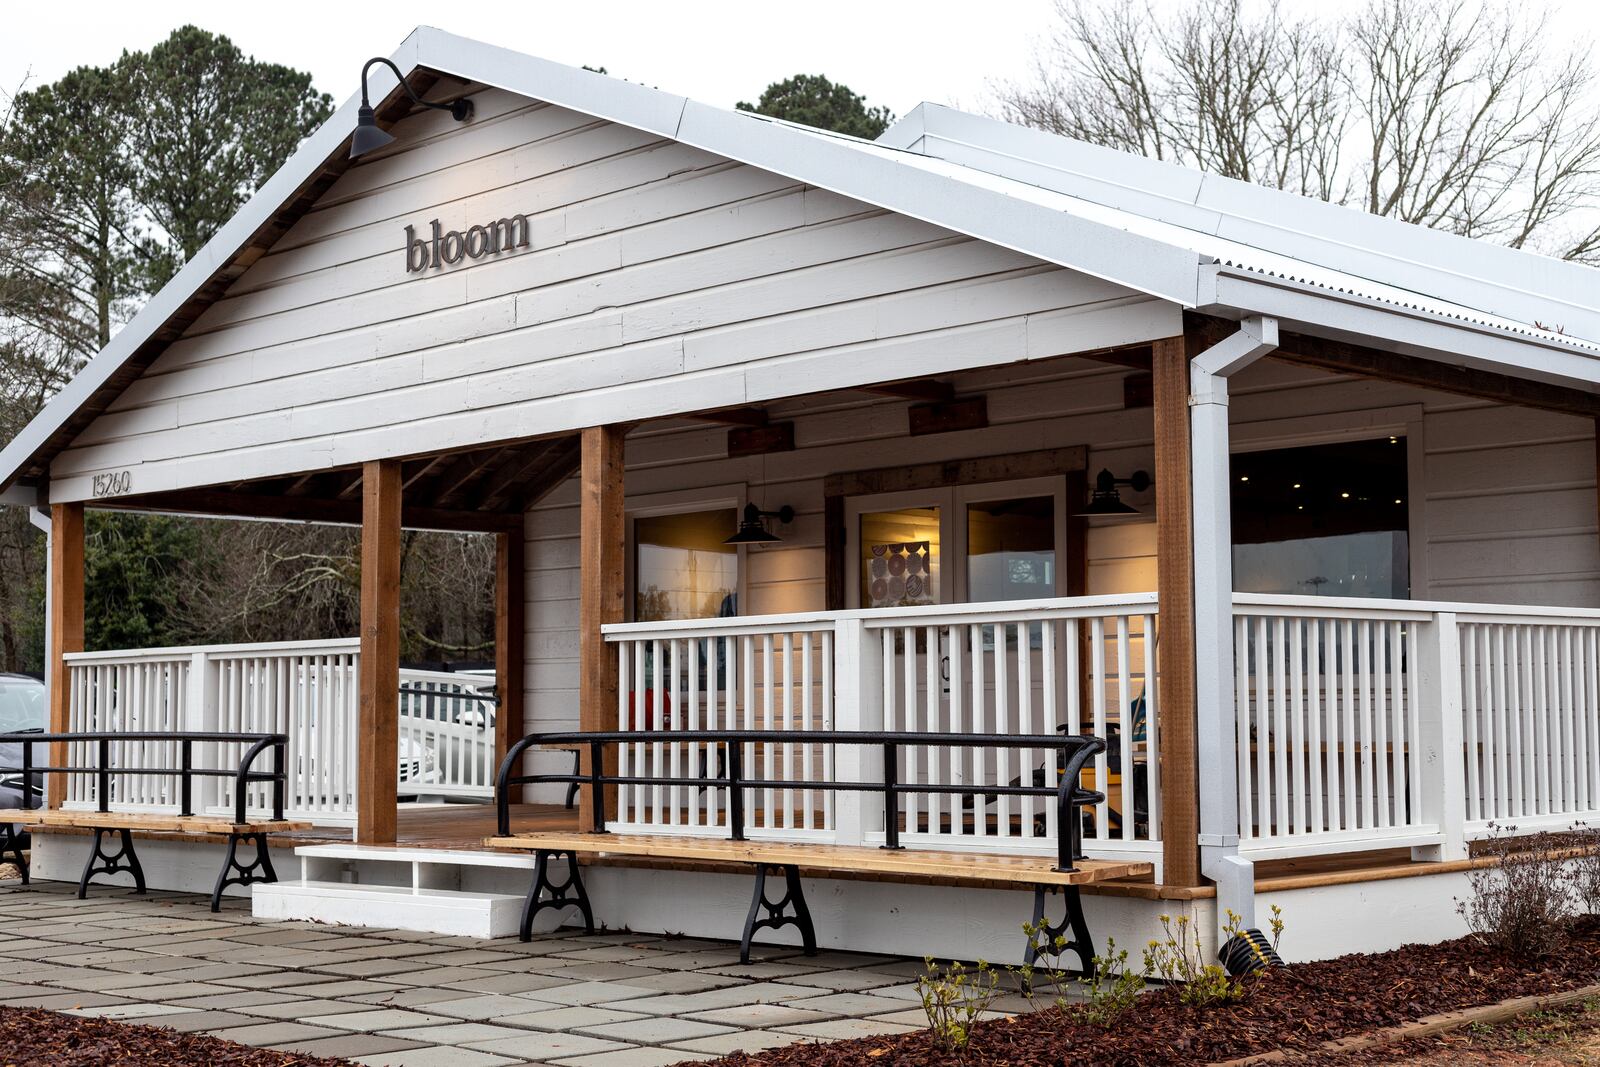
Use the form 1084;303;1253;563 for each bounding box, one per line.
211;832;278;912
78;827;146;899
519;849;594;941
0;823;26;885
739;863;818;965
1022;885;1095;984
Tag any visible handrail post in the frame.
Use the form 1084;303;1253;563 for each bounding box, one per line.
96;737;110;813
179;739;193;817
272;739;286;821
20;739;32;813
726;740;746;841
589;739;607;833
1414;612;1468;861
881;741;901;850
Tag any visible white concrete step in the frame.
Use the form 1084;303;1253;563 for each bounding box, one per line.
253;879;526;938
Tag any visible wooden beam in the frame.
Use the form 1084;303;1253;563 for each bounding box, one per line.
104;488;521;533
357;460;401;846
907;396;988;437
688;407;769;427
46;503;84;810
727;422;795;458
514;442;582;511
1152;334;1200;887
579;426;626;830
496;529;526;805
863;380;955;403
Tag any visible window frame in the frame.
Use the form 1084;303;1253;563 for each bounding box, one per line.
624;485;748;624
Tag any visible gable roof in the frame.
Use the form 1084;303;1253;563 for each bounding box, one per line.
4;26;1599;502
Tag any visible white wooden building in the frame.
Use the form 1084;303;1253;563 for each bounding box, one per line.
5;27;1600;961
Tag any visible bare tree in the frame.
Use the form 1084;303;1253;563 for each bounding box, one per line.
993;0;1600;262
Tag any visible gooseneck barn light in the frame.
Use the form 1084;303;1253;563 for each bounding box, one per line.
1074;468;1153;517
724;503;796;545
349;57;474;160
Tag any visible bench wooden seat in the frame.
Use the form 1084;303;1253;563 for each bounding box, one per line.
488;831;1151;969
28;810;309;911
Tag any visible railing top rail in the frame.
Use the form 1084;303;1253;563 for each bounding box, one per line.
601;593;1161;639
65;637;360;664
398;668;495;688
1232;592;1600;622
515;728;1099;749
0;730;284;743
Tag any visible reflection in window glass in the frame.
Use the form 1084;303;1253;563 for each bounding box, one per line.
1232;438;1410;598
967;496;1055;603
633;509;739;622
860;507;940;608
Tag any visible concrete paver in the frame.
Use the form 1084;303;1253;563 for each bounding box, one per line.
0;879;966;1067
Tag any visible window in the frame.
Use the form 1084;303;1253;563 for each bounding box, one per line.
632;508;739;622
1231;437;1409;598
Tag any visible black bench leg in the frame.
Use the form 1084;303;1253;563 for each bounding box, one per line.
79;828;145;899
519;850;594;941
211;832;278;913
0;823;26;885
739;864;817;965
1022;885;1094;986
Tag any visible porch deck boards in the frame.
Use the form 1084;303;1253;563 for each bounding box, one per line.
279;803;577;850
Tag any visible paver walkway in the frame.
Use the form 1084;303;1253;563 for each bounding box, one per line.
0;879;1029;1066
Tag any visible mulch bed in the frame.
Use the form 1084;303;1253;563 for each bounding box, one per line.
0;1007;356;1066
695;918;1600;1067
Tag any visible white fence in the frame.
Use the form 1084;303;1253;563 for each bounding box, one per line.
62;641;499;826
603;594;1162;868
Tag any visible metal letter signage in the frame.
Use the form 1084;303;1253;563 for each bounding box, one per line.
92;470;132;498
405;215;530;273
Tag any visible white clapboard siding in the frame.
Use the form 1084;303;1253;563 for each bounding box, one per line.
51;87;1175;500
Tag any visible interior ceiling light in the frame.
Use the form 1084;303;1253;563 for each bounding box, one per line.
350;57;473;160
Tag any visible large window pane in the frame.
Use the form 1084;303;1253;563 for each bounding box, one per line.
633;509;738;622
967;496;1055;602
1232;438;1409;598
860;506;940;608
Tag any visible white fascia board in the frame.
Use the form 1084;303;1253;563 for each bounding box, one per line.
1203;268;1600;392
0;33;423;494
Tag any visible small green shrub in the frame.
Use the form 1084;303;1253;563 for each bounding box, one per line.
1456;825;1572;963
1080;939;1145;1026
915;956;1003;1055
1143;907;1283;1008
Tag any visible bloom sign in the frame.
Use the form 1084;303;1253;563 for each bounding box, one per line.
405;214;531;272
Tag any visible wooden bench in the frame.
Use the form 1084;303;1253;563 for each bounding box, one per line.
28;810;308;911
486;831;1150;969
0;730;302;912
492;727;1138;972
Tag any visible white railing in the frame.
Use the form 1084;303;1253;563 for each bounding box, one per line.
1232;597;1436;859
1458;608;1600;836
607;616;836;839
62;643;503;825
398;668;498;799
66;639;361;824
603;594;1162;869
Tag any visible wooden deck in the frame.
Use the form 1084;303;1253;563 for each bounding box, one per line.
280;803;578;850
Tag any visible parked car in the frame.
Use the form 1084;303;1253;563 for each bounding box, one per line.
0;674;48;833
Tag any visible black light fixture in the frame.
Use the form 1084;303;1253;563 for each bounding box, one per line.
349;57;474;160
724;502;795;545
1075;468;1153;517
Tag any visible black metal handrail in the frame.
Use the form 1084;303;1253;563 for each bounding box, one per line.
496;729;1106;872
0;731;288;825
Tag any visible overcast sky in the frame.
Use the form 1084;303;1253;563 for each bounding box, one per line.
4;0;1600;125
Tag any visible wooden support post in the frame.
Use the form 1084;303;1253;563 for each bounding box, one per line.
47;503;84;810
357;459;401;845
579;425;626;830
495;529;526;804
1152;335;1201;887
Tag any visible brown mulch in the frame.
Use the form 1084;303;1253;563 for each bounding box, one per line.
0;1006;357;1066
697;919;1600;1067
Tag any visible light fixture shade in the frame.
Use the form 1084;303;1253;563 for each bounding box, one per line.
724;503;793;545
349;105;395;159
1073;468;1149;517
